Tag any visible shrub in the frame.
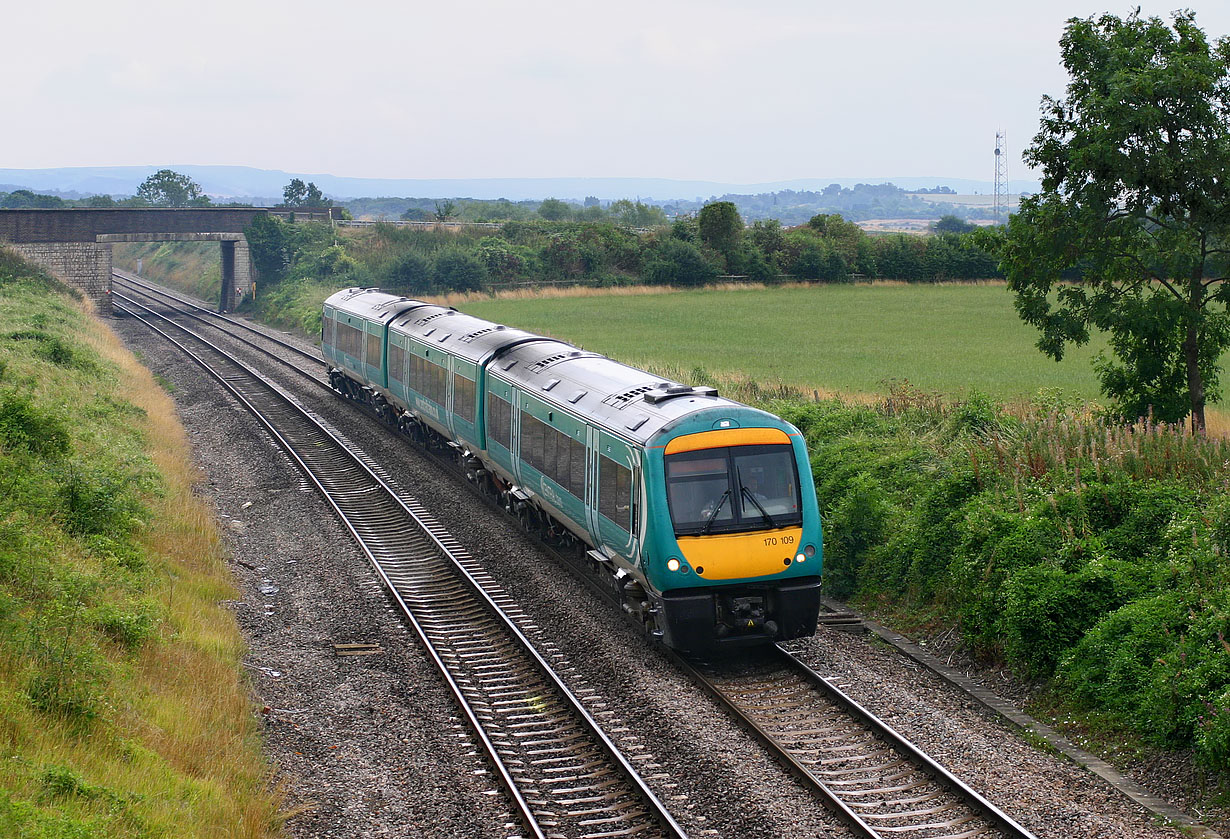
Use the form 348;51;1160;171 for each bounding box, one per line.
57;462;142;538
643;238;717;287
39;765;96;801
384;252;432;295
92;603;156;652
821;474;889;597
0;391;70;457
433;251;487;292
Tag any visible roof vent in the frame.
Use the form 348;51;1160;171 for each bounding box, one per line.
460;327;497;343
603;383;659;409
528;352;573;373
414;310;455;326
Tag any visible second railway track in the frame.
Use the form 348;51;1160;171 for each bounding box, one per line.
114;292;685;839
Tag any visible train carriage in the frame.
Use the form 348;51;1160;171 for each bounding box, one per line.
323;288;823;652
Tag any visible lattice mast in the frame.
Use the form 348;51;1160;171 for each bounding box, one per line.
993;130;1009;223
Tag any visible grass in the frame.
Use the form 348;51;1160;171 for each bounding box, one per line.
113;242;221;303
460;282;1112;403
0;247;282;838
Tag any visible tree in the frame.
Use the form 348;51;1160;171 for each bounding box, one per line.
537;198;571;221
434;200;457;222
697;201;742;255
1000;11;1230;431
136;169;209;207
303;182;327;208
931;214;976;234
282;178;308;206
0;189;65;209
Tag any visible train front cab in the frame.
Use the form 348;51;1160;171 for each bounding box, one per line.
645;422;823;652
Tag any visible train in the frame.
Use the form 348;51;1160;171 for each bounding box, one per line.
322;288;823;652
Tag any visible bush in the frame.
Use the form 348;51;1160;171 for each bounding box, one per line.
432;251;487;292
92;603;155;652
0;391;70;457
822;474;889;597
57;463;142;538
643;238;717;287
384;252;432;295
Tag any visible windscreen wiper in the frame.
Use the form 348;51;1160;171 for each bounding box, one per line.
737;467;776;527
741;486;776;527
701;490;731;534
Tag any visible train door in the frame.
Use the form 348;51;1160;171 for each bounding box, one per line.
584;426;602;546
444;355;456;441
510;388;524;486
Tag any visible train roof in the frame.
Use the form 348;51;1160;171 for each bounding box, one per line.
491;339;742;446
389;303;550;365
329;287;780;447
324;287;427;322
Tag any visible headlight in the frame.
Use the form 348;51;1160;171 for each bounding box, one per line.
804;544;816;558
796;553;806;563
667;557;681;572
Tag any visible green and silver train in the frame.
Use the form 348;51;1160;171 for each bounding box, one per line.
322;288;823;651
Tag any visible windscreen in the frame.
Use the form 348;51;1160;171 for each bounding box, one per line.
665;444;801;536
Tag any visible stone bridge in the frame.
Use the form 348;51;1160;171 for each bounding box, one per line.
0;207;338;312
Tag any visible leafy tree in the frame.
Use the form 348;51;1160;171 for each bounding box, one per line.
434;200;457;222
136;169;209;207
537;198;572;221
86;194;116;208
401;207;433;221
282;178;308;206
806;213;863;266
748;219;786;263
1000;10;1230;430
304;182;327;208
698;201;742;255
1;189;66;209
932;214;976;234
609;199;667;228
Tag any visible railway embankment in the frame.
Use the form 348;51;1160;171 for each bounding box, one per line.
0;248;281;838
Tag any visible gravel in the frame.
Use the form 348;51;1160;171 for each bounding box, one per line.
109;297;1205;839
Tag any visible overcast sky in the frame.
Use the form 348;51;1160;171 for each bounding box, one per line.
5;1;1229;184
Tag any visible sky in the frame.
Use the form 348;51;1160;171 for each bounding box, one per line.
5;1;1230;185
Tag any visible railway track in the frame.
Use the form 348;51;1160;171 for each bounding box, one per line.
113;292;686;839
681;647;1036;839
116;277;1039;839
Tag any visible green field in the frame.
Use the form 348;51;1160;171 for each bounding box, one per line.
463;284;1110;403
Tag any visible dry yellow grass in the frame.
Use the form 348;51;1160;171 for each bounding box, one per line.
91;302;284;837
0;294;285;837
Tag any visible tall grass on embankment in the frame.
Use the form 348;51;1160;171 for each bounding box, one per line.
0;247;281;838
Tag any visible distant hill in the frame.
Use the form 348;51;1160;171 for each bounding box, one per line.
0;165;1042;203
